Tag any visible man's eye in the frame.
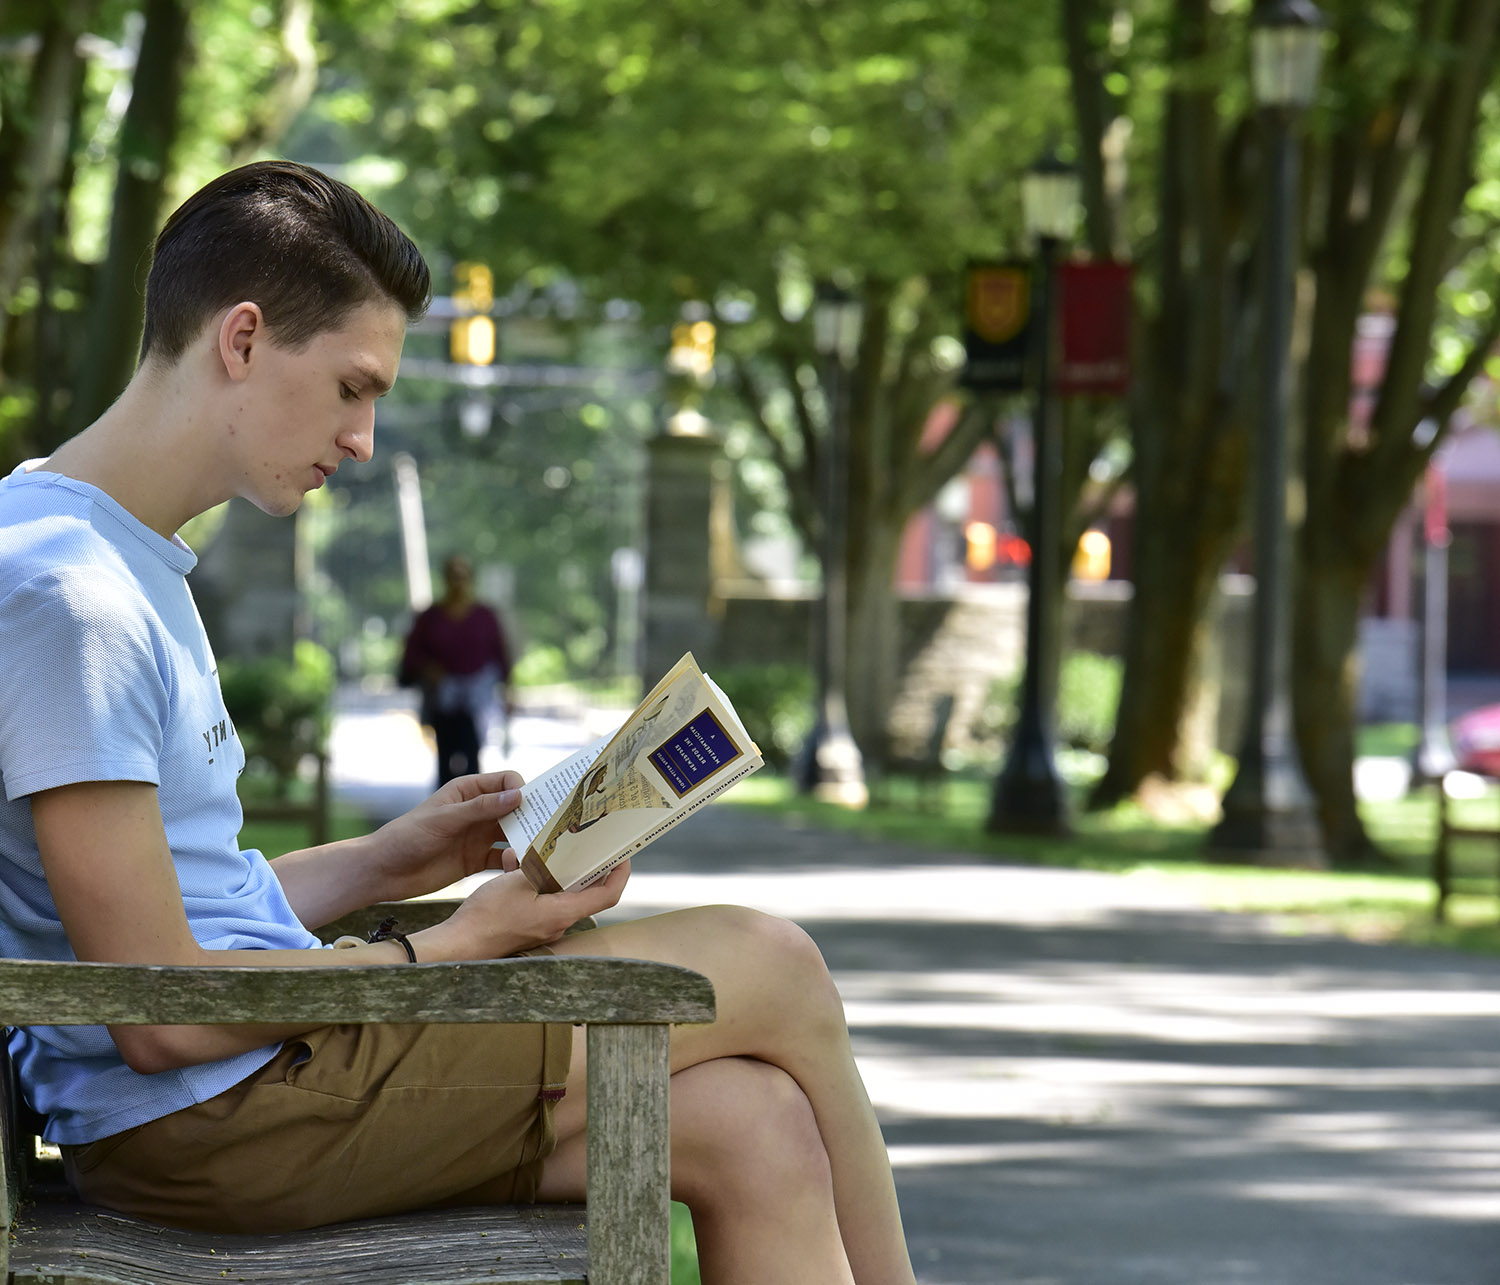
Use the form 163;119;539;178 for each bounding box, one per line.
340;384;358;400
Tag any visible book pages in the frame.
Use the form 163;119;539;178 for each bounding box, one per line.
504;653;763;892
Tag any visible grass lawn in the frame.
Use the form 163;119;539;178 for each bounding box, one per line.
725;765;1500;955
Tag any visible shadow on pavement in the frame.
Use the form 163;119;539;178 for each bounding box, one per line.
631;808;1500;1285
328;698;1500;1284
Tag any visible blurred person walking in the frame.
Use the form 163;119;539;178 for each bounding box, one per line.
400;553;513;786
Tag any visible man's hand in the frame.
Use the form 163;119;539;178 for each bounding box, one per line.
428;858;631;960
368;770;525;901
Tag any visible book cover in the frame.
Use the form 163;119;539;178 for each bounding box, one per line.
502;653;764;892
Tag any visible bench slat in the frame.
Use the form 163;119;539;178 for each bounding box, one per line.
0;957;715;1027
10;1203;588;1284
586;1025;670;1282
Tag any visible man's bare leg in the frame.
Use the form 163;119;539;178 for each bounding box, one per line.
546;905;916;1285
538;1055;855;1284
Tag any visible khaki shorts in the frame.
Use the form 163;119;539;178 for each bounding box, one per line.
61;1016;574;1233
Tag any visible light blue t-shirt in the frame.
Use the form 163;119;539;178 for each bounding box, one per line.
0;465;322;1144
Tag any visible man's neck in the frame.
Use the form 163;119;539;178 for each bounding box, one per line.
42;365;223;539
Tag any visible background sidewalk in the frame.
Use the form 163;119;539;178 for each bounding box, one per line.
331;688;1500;1285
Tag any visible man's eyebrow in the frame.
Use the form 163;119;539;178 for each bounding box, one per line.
353;363;393;396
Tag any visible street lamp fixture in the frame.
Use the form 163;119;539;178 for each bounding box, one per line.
1020;150;1082;244
1208;0;1325;862
795;282;867;806
988;151;1080;836
813;286;863;365
1249;0;1326;109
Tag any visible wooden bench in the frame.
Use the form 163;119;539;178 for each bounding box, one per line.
239;750;331;847
1433;770;1500;923
0;906;715;1285
878;692;957;814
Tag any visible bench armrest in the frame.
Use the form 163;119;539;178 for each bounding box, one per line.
0;955;715;1283
0;956;715;1027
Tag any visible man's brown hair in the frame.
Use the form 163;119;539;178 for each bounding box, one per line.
138;160;431;364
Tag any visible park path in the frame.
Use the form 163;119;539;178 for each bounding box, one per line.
330;687;1500;1285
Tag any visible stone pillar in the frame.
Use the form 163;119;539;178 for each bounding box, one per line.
640;427;726;685
191;499;299;661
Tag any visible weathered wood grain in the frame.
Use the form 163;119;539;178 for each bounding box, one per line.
587;1025;671;1284
317;900;462;941
9;1202;590;1284
0;957;715;1027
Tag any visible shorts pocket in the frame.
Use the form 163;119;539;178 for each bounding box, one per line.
63;1123;145;1177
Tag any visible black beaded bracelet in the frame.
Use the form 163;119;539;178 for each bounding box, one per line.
367;915;417;963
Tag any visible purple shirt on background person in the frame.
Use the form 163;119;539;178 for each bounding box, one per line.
401;601;512;688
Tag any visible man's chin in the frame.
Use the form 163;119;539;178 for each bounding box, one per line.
247;492;304;519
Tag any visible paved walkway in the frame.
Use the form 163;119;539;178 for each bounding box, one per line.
330;689;1500;1285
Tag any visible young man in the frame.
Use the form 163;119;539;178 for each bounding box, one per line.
0;161;915;1284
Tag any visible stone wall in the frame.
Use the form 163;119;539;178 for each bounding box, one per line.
639;427;1418;764
703;578;1255;756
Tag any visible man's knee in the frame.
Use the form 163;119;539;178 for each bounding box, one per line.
673;1058;832;1202
700;905;836;988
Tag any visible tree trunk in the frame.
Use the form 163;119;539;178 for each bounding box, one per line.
1291;545;1378;863
844;520;902;769
0;2;94;369
1065;0;1261;810
69;0;189;432
226;0;319;165
1289;0;1500;862
1089;447;1241;806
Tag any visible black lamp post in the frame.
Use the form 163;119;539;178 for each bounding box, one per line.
796;284;867;806
988;151;1079;836
1209;0;1324;860
1413;461;1457;783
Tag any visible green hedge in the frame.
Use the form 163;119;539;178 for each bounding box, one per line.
973;650;1123;758
706;663;816;772
218;640;336;792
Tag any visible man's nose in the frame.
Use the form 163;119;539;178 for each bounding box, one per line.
339;411;375;464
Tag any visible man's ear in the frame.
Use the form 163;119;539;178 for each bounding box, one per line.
217;302;265;383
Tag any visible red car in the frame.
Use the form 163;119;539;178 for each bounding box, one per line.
1451;703;1500;777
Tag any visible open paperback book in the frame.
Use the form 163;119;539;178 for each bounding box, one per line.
502;653;764;893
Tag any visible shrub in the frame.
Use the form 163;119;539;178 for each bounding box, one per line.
1057;650;1123;754
970;650;1123;759
218;640;336;793
510;644;571;689
706;663;816;772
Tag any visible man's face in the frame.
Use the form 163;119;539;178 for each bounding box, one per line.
234;299;407;516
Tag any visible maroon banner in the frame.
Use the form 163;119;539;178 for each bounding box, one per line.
1425;464;1448;546
1056;261;1132;398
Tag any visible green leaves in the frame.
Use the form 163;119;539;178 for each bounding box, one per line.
313;0;1069;313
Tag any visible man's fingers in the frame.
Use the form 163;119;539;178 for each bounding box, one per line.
466;769;525;794
576;859;630;909
447;785;522;823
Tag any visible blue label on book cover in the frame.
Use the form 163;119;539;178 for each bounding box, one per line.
649;709;743;797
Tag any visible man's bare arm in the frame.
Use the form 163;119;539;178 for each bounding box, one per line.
30;780;413;1073
29;778;629;1074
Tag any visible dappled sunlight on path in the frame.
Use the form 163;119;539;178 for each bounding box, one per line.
629;812;1500;1284
329;693;1500;1284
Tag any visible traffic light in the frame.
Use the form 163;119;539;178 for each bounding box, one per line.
964;521;998;572
450;315;495;365
1072;529;1112;581
453;261;494;311
450;262;495;366
668;320;716;380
